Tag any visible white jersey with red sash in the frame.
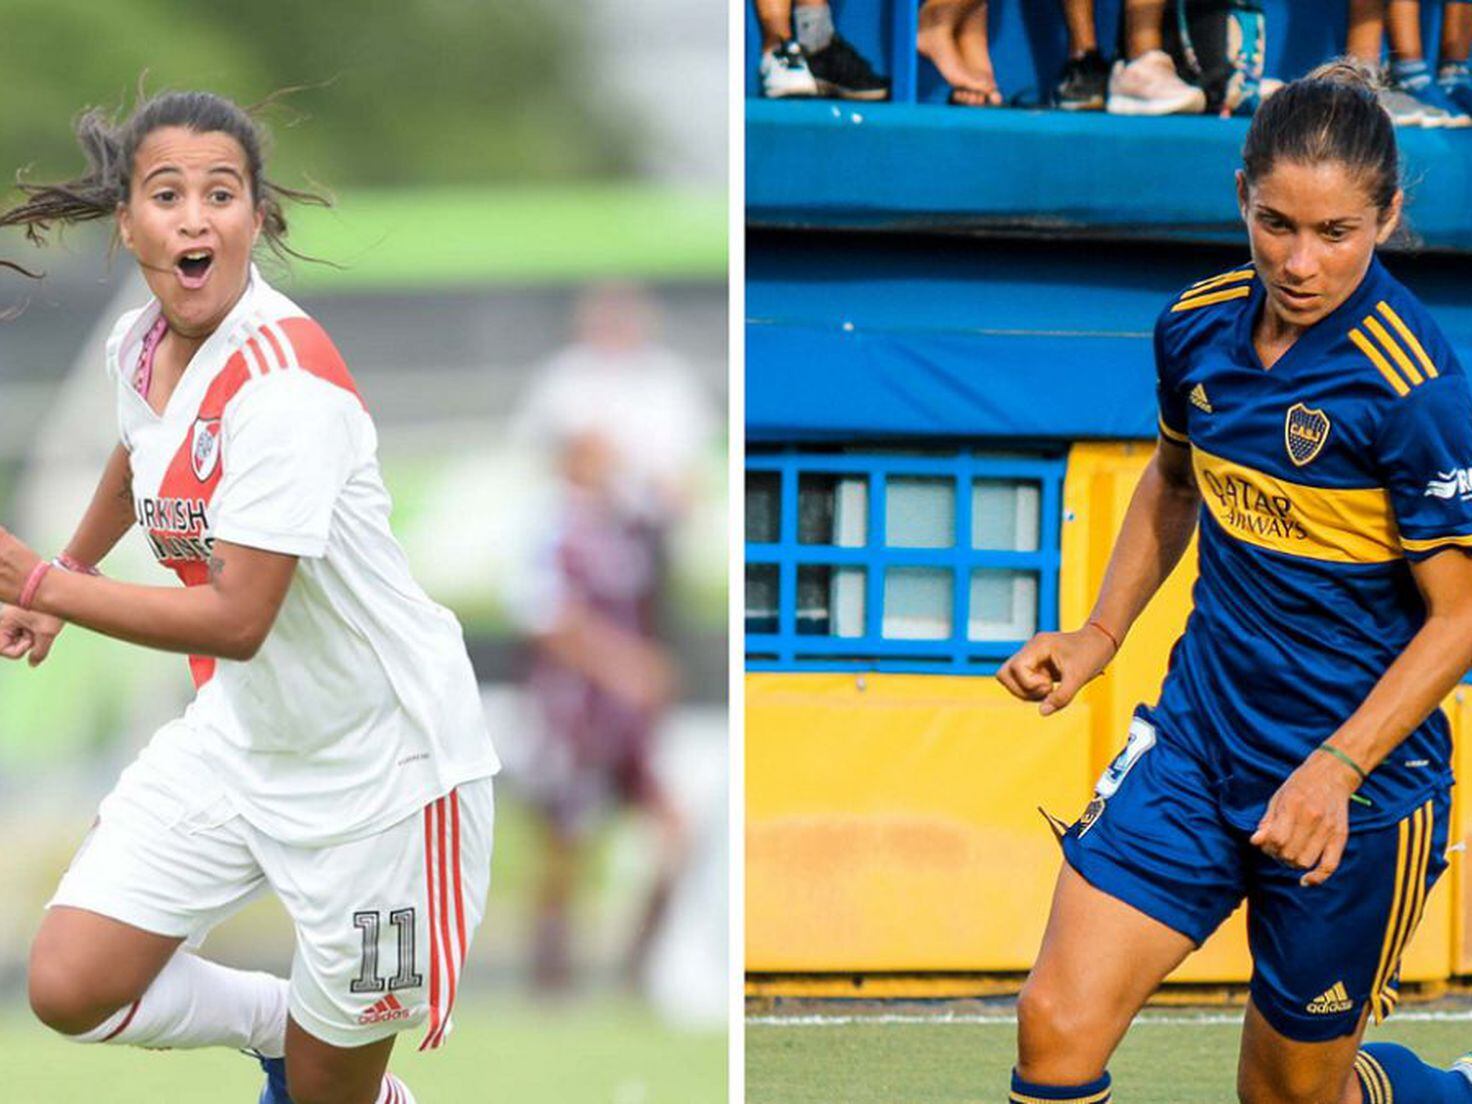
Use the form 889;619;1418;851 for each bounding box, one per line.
106;268;500;846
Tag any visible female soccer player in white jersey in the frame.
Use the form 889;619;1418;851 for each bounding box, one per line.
999;62;1472;1104
0;90;499;1104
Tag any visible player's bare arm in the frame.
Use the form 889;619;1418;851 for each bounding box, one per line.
1253;548;1472;887
0;533;296;661
536;600;676;713
0;443;137;665
997;437;1200;715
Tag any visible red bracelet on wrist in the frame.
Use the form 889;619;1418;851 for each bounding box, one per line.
54;552;100;576
17;560;52;611
1087;618;1122;653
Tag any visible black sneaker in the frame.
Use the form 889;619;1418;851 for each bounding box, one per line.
1054;49;1110;110
806;34;890;101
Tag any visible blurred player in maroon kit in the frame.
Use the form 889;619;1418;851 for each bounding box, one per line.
519;428;688;990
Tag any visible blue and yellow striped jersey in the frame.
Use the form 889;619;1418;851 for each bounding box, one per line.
1151;256;1472;831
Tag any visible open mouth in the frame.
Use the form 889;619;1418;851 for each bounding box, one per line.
174;249;214;289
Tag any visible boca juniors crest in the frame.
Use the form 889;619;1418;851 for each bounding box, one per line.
190;418;222;482
1284;403;1331;467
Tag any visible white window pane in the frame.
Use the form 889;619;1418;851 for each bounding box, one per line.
886;478;955;548
746;471;780;543
796;565;866;638
799;474;868;546
972;480;1040;552
968;570;1038;641
883;568;953;640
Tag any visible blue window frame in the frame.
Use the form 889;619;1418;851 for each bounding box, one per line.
746;447;1065;673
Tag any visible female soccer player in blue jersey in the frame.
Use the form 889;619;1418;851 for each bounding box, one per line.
999;60;1472;1104
0;91;499;1104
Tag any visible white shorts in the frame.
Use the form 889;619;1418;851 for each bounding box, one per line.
49;729;494;1049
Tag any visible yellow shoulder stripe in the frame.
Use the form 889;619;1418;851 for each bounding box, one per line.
1376;301;1439;379
1349;328;1411;397
1363;316;1423;386
1158;416;1189;444
1171;285;1251;313
1188;267;1255;293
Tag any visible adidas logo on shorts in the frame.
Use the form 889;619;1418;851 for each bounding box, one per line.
358;993;414;1025
1306;981;1354;1015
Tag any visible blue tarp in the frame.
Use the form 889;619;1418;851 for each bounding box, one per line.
747;234;1472;441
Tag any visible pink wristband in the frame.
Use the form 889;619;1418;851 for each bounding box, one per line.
54;553;100;576
17;561;51;611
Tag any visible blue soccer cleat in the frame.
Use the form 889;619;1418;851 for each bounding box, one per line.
256;1054;294;1104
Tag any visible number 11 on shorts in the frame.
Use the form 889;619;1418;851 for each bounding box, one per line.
351;908;423;993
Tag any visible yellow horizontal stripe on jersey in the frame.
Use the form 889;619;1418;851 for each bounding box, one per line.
1171;286;1252;313
1377;302;1438;379
1350;328;1412;397
1188;267;1255;293
1192;447;1399;563
1158;416;1189;444
1401;531;1472;553
1363;316;1424;386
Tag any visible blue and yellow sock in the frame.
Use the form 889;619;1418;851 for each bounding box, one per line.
1009;1070;1111;1104
1355;1043;1472;1104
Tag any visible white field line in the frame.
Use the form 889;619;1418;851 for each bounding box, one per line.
749;1010;1472;1028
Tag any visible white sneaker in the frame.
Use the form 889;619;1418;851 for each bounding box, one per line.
761;39;818;98
1377;86;1427;126
1107;49;1207;115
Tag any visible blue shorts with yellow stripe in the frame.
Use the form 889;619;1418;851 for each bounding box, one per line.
1060;714;1448;1043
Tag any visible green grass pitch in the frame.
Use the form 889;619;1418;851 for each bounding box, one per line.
6;996;725;1103
747;1007;1472;1103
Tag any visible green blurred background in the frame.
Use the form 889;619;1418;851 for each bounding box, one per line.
0;1;728;1099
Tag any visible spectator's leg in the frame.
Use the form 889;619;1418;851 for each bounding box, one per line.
956;0;1004;102
1442;0;1472;63
918;0;1002;104
754;0;795;52
1121;0;1165;61
1437;3;1472;115
1386;0;1425;61
1062;0;1099;58
1385;0;1467;123
1346;0;1387;63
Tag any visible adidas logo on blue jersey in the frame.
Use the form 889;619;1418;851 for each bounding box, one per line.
1189;384;1212;413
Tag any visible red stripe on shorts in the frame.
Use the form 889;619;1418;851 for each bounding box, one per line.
421;800;441;1050
430;794;456;1048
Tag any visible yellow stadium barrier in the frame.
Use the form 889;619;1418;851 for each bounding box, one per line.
746;441;1466;989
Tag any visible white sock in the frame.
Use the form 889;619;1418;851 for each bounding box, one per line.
376;1073;418;1104
76;951;288;1057
793;3;834;52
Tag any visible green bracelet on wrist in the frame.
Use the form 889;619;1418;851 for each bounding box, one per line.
1315;742;1368;783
